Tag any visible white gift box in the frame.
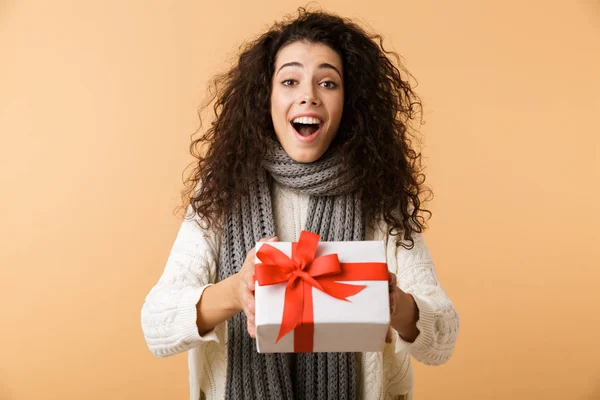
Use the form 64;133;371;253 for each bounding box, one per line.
254;238;390;353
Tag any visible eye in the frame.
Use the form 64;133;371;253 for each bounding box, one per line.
282;79;297;86
320;81;338;89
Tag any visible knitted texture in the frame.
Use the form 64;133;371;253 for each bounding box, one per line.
218;143;363;400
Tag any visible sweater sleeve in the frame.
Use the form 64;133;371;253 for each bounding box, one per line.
141;208;221;358
391;233;460;366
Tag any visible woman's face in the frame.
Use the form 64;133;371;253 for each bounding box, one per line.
270;41;344;163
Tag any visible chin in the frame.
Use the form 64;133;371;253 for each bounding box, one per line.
275;131;334;163
282;146;328;163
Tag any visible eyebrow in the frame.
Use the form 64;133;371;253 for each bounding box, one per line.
276;62;343;80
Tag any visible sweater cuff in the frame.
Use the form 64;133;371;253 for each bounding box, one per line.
394;293;437;354
177;284;220;344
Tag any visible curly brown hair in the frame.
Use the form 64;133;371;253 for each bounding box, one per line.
179;7;432;249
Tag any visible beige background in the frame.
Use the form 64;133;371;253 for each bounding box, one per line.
1;0;599;399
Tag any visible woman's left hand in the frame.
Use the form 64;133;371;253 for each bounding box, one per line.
385;271;420;343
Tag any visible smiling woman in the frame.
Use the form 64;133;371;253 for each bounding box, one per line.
271;41;345;162
141;7;459;400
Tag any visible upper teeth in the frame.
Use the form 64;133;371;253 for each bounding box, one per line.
292;117;321;124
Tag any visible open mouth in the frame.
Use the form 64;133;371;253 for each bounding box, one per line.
292;122;321;137
290;116;323;140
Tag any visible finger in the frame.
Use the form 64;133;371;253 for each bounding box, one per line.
246;293;255;315
242;286;254;304
247;321;256;338
385;327;392;343
246;308;255;325
245;302;256;339
240;289;256;323
241;252;257;291
243;309;255;339
258;236;279;243
388;272;397;289
240;290;250;314
243;245;256;263
249;237;278;288
244;269;256;291
242;287;254;308
247;314;255;337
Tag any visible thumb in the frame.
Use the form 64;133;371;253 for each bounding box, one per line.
258;236;279;243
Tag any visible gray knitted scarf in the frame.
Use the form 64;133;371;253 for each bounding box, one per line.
218;142;364;400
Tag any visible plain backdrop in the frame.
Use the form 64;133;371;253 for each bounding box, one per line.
1;0;599;399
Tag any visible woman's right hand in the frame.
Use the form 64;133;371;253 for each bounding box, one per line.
236;236;278;338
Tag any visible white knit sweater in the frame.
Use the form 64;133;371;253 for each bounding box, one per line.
141;182;460;400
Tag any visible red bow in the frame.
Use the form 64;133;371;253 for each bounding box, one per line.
255;231;388;352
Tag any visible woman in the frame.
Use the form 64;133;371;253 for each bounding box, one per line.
142;8;460;400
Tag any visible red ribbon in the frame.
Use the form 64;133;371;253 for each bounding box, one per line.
255;231;388;352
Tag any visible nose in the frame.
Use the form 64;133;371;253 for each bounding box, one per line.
297;84;321;106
